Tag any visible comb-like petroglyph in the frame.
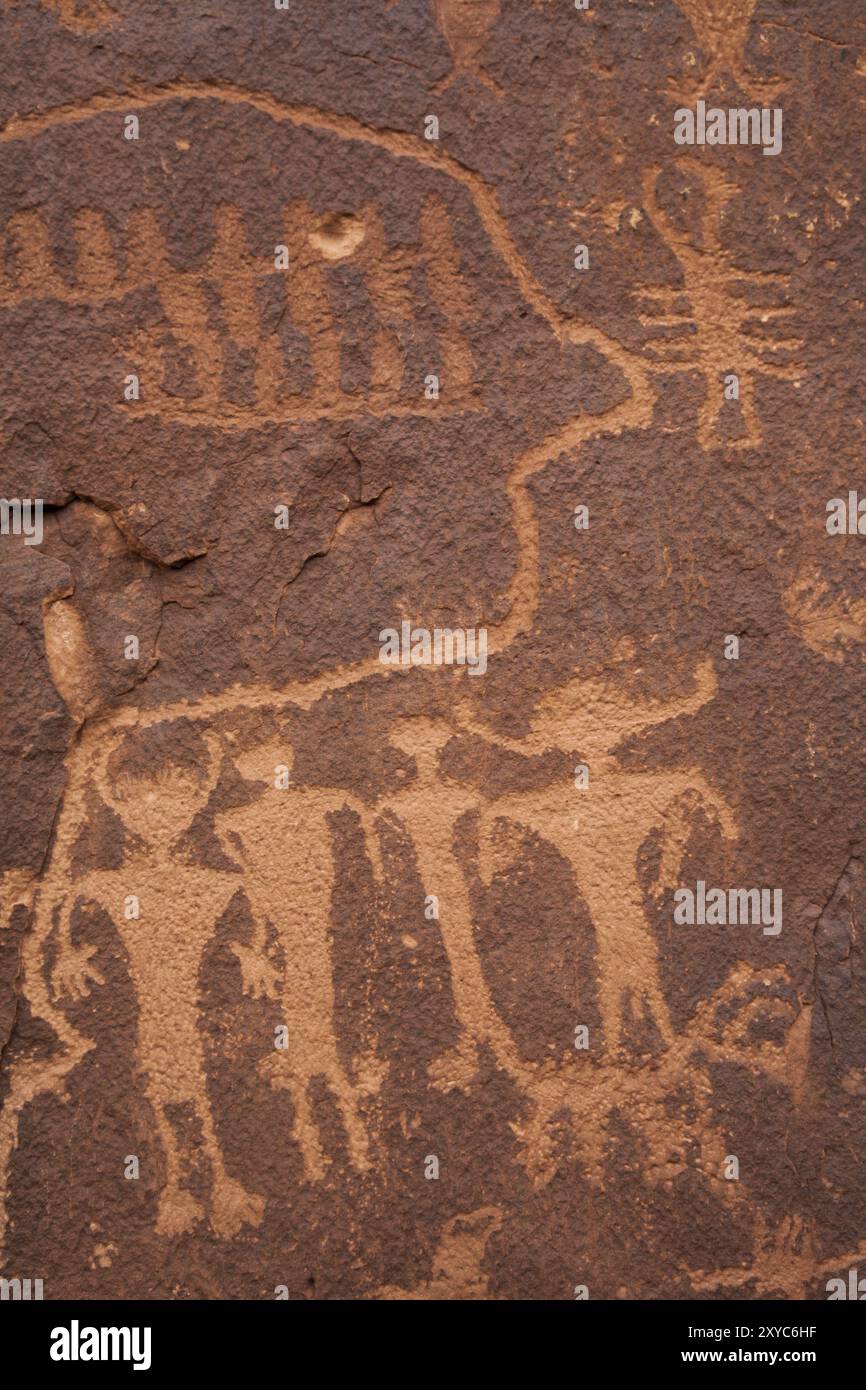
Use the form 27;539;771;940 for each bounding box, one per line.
467;657;737;1057
637;161;804;450
0;0;865;1307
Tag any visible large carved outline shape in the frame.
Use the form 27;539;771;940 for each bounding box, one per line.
0;81;659;714
0;83;654;660
0;81;650;398
432;0;503;99
0;82;651;1247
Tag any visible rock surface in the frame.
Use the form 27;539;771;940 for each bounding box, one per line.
1;0;865;1299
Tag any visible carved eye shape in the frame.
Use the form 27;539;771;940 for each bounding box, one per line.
308;213;366;261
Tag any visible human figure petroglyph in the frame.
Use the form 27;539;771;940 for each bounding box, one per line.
214;738;386;1181
367;682;792;1202
461;656;737;1058
1;650;754;1215
637;161;803;451
50;720;276;1238
377;1204;504;1299
0;657;809;1225
375;718;532;1096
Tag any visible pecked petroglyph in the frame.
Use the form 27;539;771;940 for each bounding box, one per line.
782;574;866;664
213;738;385;1181
0;28;836;1298
688;1212;866;1300
375;717;531;1096
638;160;803;450
0;91;680;1233
0;85;655;684
0;864;95;1249
0;82;653;407
521;963;806;1194
0;78;650;456
377;1204;503;1299
433;0;503;98
670;0;785;102
51;722;272;1238
464;656;737;1058
0;703;115;1248
445;655;811;1197
1;630;796;1239
2;0;116;34
0;194;480;427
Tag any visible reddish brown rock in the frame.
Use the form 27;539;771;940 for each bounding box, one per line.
1;0;865;1300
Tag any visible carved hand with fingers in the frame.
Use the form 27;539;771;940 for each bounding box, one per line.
52;895;105;1002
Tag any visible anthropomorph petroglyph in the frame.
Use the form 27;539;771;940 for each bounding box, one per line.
2;0;116;34
462;656;737;1057
51;720;275;1238
0;649;762;1232
214;738;386;1180
376;718;531;1096
447;642;811;1193
637;161;803;451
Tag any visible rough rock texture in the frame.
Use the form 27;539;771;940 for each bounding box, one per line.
0;0;865;1300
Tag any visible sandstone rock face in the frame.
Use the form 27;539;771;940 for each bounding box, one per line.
0;0;864;1300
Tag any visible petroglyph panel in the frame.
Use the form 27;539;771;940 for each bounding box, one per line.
0;108;488;427
1;0;866;1305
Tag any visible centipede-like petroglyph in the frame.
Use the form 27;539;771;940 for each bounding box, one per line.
638;160;803;450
